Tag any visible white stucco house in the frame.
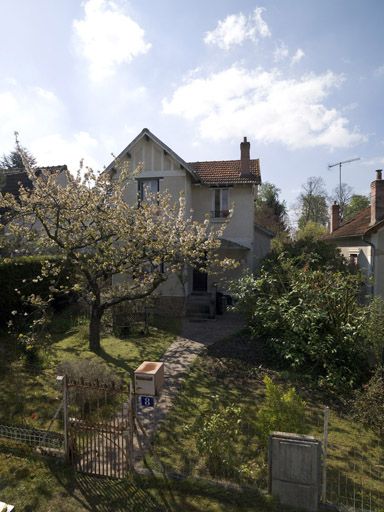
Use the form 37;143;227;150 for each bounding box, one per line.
107;128;273;316
325;169;384;299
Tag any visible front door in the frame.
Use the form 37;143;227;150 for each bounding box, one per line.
192;269;208;292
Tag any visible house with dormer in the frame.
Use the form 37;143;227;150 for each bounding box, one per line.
107;128;273;316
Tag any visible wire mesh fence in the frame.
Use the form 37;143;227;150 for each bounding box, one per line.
0;423;64;450
0;360;62;431
324;409;384;512
135;353;384;511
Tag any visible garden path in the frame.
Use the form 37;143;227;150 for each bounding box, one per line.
134;312;244;449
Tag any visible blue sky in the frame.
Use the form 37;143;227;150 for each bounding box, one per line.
1;0;383;218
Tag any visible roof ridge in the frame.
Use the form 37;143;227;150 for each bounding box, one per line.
188;158;259;164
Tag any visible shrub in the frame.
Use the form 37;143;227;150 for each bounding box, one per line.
233;260;368;391
364;297;384;365
0;255;75;327
196;402;242;477
352;367;384;436
57;359;123;418
257;376;308;446
261;238;349;274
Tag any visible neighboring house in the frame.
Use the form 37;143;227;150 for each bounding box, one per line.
0;165;68;253
107;128;273;316
325;169;384;298
0;165;68;197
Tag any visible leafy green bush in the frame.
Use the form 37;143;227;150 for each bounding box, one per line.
233;257;369;391
257;376;308;445
262;238;349;274
352;367;384;436
0;255;75;327
364;297;384;365
196;402;242;477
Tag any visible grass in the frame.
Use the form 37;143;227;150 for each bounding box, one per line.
0;308;178;429
0;441;285;512
1;312;383;510
150;333;384;509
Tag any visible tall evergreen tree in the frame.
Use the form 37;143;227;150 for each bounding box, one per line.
255;182;288;234
0;145;36;171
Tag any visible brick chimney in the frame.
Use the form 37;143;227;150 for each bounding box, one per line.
370;169;384;225
240;137;250;176
330;201;340;233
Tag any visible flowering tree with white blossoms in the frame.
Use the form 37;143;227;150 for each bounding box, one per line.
0;146;232;352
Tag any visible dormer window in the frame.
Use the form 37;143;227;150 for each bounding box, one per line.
212;188;229;219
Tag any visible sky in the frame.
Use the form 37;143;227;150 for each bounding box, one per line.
1;0;384;219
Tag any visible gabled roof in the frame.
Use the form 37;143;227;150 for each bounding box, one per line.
106;128;261;186
1;165;68;197
325;207;371;239
324;206;384;240
105;128;199;180
188;159;260;185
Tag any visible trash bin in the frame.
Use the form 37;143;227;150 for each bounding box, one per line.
216;292;228;314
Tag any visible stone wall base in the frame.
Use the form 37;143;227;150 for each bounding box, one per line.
152;296;185;317
112;296;185;333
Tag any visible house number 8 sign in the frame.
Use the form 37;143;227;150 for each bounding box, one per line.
140;396;155;407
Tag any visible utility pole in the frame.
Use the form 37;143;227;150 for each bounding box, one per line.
328;157;360;204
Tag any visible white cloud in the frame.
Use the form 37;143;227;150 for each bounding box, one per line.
204;7;270;50
73;0;151;82
291;48;305;65
362;156;384;167
0;81;100;172
273;42;289;62
162;66;366;150
30;132;99;172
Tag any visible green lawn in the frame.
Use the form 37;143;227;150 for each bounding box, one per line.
150;334;384;509
1;314;383;511
0;441;284;512
0;309;178;429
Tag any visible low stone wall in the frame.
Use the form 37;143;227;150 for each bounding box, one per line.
152;296;185;317
112;297;185;334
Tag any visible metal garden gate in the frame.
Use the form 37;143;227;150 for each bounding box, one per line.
64;376;134;478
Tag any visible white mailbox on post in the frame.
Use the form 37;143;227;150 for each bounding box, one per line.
134;361;164;396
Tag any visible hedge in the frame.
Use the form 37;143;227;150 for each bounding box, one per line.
0;255;75;327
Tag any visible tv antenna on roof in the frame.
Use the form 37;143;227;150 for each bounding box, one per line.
328;157;360;201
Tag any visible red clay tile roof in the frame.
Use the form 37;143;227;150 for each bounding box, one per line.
325;207;371;239
188;159;260;185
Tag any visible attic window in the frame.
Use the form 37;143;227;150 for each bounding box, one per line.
138;178;159;203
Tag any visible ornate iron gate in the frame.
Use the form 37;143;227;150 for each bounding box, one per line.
64;377;134;478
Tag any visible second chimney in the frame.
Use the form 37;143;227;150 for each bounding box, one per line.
330;201;340;233
370;169;384;225
240;137;250;176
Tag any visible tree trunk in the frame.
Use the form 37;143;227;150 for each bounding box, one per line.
89;304;103;352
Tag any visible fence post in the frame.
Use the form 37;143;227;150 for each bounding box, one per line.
322;406;329;503
62;374;69;461
127;382;134;471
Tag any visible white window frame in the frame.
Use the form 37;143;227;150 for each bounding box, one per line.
211;188;230;219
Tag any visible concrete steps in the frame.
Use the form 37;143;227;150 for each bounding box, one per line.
186;294;215;319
